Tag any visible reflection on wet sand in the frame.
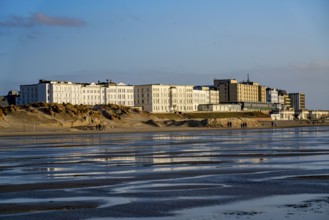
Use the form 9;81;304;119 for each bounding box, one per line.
0;127;328;219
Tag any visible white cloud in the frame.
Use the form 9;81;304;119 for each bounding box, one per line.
0;12;86;28
295;60;329;71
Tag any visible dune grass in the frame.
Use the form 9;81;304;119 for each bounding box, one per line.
152;112;270;119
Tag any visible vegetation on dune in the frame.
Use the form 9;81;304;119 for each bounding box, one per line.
153;111;270;119
26;102;140;120
0;103;144;128
1;105;20;115
0;107;4;118
184;112;270;119
151;113;185;120
0;103;271;130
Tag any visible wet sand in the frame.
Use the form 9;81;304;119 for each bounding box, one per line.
0;120;328;137
0;126;328;219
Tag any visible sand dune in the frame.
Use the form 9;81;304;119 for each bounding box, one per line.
0;103;327;135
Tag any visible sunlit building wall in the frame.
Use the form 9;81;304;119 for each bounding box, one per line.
193;86;220;105
19;80;134;106
192;89;209;111
214;79;266;103
266;88;279;103
134;84;194;113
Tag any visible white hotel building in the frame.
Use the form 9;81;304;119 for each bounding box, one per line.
134;84;219;113
19;80;134;106
19;80;219;113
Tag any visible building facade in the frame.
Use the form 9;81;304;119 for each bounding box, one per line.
19;80;134;106
270;110;295;120
134;84;194;113
258;85;266;103
241;102;274;111
193;86;220;104
192;86;220;111
309;110;329;120
278;90;291;110
289;93;305;110
214;79;266;103
134;84;219;113
266;88;278;103
198;103;241;112
192;89;209;111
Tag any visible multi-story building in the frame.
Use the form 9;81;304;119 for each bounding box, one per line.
214;79;266;103
193;86;220;104
134;84;220;113
19;80;134;106
134;84;194;113
192;86;220;111
258;85;266;102
278;96;284;105
278;90;291;110
283;95;291;107
192;89;209;111
214;79;235;102
209;89;220;104
266;88;278;103
289;93;305;110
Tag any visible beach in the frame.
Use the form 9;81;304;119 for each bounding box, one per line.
1;113;328;137
1;103;328;138
0;126;328;219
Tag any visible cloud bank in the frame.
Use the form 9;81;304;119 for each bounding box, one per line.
0;12;86;28
295;60;329;72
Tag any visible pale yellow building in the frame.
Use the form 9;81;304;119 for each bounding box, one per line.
214;79;266;103
258;86;266;102
284;95;291;107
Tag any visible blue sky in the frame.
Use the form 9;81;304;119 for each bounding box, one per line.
1;0;328;109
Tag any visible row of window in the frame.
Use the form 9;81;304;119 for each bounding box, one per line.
75;101;134;106
52;88;133;93
109;88;133;93
53;87;80;92
22;87;37;92
152;105;194;111
135;93;205;99
55;93;79;97
136;88;194;93
21;94;37;99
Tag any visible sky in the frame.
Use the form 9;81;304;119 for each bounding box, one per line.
0;0;328;109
